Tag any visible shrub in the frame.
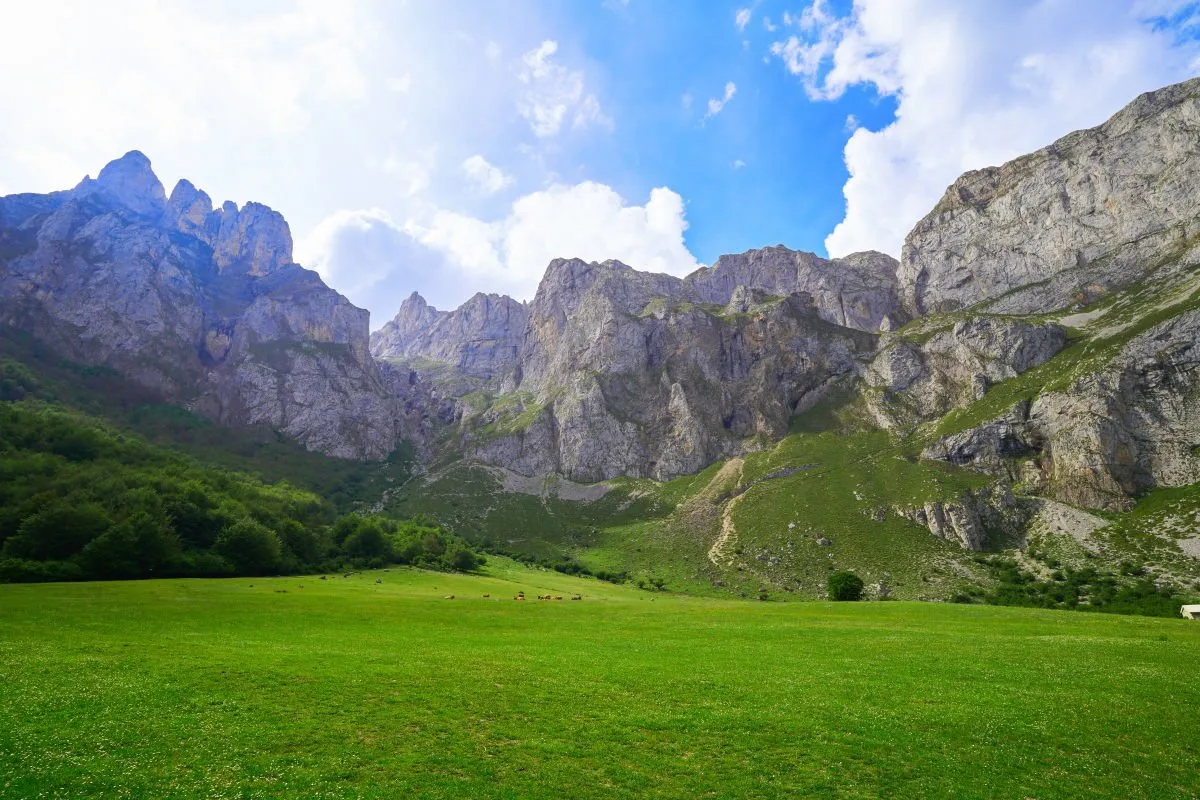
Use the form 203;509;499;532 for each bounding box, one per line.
3;502;111;561
79;511;180;579
827;570;864;601
215;517;281;575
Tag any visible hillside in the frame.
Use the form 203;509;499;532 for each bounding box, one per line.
1;78;1199;611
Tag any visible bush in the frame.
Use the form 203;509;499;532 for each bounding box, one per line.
827;570;864;601
79;511;180;579
342;519;392;560
0;558;84;583
214;518;281;575
3;502;111;561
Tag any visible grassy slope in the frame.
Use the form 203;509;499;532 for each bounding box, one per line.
2;572;1199;799
388;420;996;600
0;329;413;511
387;264;1200;603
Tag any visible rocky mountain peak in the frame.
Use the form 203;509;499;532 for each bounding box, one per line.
165;179;214;237
76;150;167;218
899;75;1200;315
689;244;904;332
211;200;293;276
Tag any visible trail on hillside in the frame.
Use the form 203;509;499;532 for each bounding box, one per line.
707;459;746;567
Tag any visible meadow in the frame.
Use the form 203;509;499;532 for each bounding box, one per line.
2;561;1199;799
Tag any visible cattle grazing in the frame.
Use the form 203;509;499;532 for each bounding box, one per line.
553;596;563;601
483;594;490;598
571;594;582;600
444;595;455;600
375;579;382;585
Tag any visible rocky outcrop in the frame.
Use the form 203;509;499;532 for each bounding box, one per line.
900;76;1200;316
370;291;528;384
865;318;1066;429
921;309;1200;510
0;151;398;459
894;486;1030;551
463;258;876;482
688;246;905;332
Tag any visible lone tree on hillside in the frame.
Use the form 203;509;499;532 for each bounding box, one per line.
828;570;864;601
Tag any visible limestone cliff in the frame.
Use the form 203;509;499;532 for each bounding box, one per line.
0;151;398;459
370;291;528;385
465;259;875;482
901;76;1200;316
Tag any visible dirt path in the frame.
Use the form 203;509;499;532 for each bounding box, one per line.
707;459;745;567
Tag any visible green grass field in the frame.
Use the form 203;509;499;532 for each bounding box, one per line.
3;564;1199;799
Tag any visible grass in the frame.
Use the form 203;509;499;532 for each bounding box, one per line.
2;570;1200;798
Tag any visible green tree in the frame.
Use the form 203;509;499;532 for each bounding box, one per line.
215;518;281;575
448;546;482;572
827;570;865;601
342;518;391;560
79;511;180;578
4;502;111;561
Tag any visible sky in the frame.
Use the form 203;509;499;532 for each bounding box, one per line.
1;0;1199;327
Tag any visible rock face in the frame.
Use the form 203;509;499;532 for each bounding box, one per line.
921;309;1200;511
371;291;528;384
0;151;397;459
865;318;1067;429
464;258;876;482
688;246;905;332
894;486;1029;551
901;76;1200;316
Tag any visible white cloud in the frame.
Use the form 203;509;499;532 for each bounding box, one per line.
735;8;752;31
383;149;437;197
705;81;737;119
770;0;1200;257
0;0;371;194
461;155;514;195
763;16;779;32
732;159;746;169
517;40;611;137
303;181;701;322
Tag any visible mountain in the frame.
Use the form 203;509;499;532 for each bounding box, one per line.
0;151;398;459
900;77;1200;316
3;77;1200;605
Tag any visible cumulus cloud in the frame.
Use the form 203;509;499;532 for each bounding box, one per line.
735;8;752;31
301;182;700;324
705;81;738;119
0;0;371;193
770;0;1200;257
297;208;458;319
461;155;514;195
517;40;611;137
383;149;437;197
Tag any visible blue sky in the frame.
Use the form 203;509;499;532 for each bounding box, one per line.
1;0;1198;325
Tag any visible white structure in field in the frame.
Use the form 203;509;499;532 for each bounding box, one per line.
1181;605;1200;620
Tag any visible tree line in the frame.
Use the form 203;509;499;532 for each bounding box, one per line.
0;400;484;582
